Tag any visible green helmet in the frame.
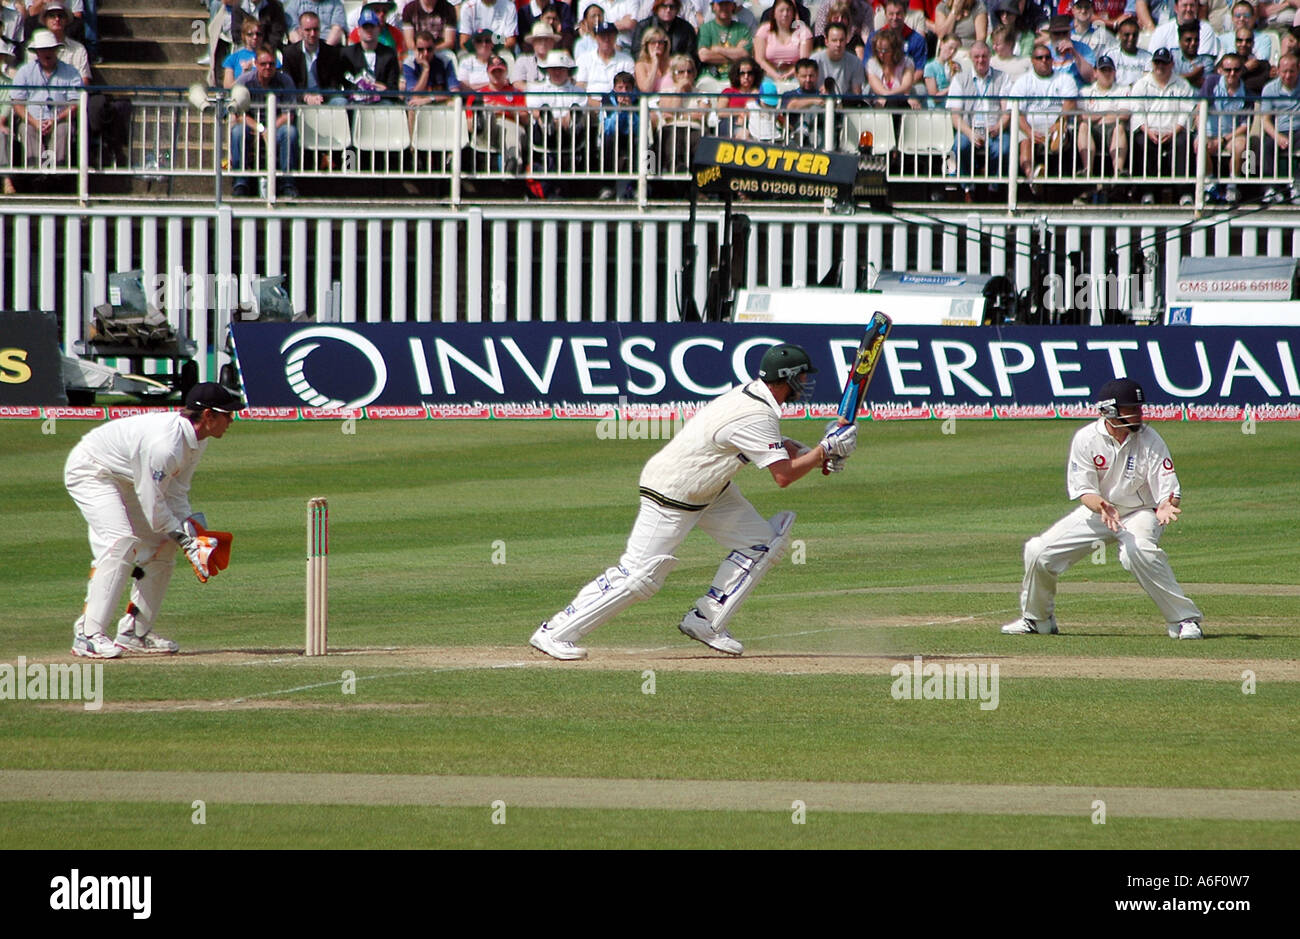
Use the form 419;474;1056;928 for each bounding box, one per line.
758;343;817;400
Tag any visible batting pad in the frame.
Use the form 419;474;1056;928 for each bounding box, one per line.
695;510;796;633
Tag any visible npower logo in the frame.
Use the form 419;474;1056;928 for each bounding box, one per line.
280;326;388;408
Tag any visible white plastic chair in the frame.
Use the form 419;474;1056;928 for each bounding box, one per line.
840;111;896;154
352;107;411;151
299;107;352;151
898;110;955;155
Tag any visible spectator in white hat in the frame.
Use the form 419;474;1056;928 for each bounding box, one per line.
10;28;82;173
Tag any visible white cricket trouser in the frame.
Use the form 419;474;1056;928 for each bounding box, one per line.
1020;504;1202;627
64;449;177;637
550;483;777;630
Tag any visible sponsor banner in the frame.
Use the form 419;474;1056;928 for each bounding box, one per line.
365;405;429;420
302;407;363;420
935;403;995;419
238;406;301;421
0;405;41;419
229;323;1300;418
1187;404;1247;422
997;403;1056;419
42;406;106;420
108;405;171;419
427;403;492;419
0;311;67;405
874;402;933;420
491;402;553;419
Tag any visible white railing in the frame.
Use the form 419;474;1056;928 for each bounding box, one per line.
8;204;1300;386
8;88;1300;209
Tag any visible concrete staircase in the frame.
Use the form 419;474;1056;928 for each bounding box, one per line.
95;0;211;90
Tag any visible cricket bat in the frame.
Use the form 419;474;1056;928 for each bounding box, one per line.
823;311;892;475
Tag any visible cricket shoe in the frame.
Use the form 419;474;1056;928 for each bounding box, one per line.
678;609;744;656
1000;615;1058;635
529;622;587;661
114;628;179;654
1167;620;1203;640
72;633;123;659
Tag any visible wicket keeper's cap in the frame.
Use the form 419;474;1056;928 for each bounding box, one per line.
1097;378;1145;412
758;343;817;382
185;382;245;413
1152;46;1174;63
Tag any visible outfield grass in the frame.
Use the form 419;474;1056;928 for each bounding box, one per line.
2;418;1297;849
3;803;1296;850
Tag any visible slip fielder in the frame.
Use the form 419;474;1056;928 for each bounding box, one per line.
529;343;859;660
64;383;243;658
1002;378;1205;639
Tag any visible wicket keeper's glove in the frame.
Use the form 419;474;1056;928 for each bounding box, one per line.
173;532;219;583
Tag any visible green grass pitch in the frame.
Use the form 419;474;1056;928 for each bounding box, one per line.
1;416;1297;850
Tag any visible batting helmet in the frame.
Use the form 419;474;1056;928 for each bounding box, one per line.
1097;378;1145;432
1097;378;1144;416
758;343;817;401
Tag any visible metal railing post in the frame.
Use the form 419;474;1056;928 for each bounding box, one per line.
77;89;89;204
451;98;463;207
638;94;650;208
1194;98;1208;212
266;93;277;204
1007;100;1020;213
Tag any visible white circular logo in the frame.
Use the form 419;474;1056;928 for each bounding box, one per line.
280;327;388;409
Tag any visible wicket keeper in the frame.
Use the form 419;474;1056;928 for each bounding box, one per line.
530;343;858;660
1002;378;1205;639
64;382;243;658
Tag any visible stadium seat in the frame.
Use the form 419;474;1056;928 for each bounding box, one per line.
299;107;352;152
352;107;411;152
898;111;954;155
411;105;468;152
840;111;895;155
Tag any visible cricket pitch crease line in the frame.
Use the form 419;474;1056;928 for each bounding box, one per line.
127;663;547;713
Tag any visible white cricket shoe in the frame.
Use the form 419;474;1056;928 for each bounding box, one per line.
678;609;744;656
1168;620;1203;640
72;633;123;659
529;623;587;660
1000;615;1058;635
115;628;179;654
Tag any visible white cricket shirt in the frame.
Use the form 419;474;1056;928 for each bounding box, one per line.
68;412;206;535
639;380;786;508
1066;418;1181;511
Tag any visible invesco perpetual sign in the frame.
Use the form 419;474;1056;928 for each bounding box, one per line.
230;323;1300;410
279;326;389;409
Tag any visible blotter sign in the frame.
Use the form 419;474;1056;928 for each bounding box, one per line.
0;311;67;405
692;136;861;203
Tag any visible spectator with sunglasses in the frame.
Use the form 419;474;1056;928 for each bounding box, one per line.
1199;51;1252;202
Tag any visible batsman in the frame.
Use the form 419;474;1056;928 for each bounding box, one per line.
530;343;859;660
63;383;240;658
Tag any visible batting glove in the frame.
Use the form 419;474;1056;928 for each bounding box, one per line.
819;423;858;460
824;455;849;474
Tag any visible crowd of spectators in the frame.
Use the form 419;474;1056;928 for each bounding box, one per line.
8;0;1300;201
